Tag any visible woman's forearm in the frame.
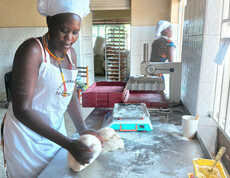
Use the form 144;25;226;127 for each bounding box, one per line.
67;91;87;135
168;47;175;62
13;106;72;150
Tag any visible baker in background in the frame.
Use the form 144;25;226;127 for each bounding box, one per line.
2;0;103;177
150;20;176;62
94;36;106;75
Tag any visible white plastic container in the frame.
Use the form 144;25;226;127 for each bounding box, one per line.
182;115;199;139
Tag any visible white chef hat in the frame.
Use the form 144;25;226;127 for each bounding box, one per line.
155;20;171;38
37;0;90;20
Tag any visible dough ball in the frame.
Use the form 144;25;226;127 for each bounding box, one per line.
99;127;116;140
102;139;119;152
99;127;124;152
68;134;102;172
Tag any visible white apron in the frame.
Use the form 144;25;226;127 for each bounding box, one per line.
3;38;78;178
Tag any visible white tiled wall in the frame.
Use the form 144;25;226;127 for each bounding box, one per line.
0;27;47;101
196;0;222;116
130;26;155;76
181;0;205;116
181;0;222;116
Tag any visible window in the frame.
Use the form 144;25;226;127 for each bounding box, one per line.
213;0;230;139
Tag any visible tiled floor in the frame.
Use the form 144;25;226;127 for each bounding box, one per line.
0;102;94;178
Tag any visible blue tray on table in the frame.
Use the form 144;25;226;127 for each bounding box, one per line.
102;103;153;132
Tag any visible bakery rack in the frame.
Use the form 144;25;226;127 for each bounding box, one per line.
105;26;129;81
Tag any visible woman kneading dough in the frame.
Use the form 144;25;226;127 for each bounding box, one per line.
2;0;103;177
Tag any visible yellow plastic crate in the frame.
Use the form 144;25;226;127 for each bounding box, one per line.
193;158;227;178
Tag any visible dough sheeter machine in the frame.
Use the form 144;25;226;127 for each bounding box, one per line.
126;43;182;105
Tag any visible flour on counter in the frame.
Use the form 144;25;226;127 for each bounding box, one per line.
95;120;197;178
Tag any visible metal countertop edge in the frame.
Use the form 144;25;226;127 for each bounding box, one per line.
196;131;213;159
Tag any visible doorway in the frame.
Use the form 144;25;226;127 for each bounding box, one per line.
91;10;131;82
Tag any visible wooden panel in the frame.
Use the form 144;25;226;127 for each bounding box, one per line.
0;0;45;27
90;0;130;10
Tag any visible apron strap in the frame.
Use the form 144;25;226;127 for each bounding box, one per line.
34;38;47;63
1;112;7;167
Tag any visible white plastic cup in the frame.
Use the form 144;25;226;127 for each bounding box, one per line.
182;115;199;139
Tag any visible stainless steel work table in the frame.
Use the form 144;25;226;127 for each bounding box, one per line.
38;107;205;178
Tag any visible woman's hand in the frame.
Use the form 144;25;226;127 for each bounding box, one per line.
80;129;104;147
67;139;93;165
